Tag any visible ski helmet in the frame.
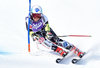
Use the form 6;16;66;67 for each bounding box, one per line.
31;5;42;14
31;5;42;18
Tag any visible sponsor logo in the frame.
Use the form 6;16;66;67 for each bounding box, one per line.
32;22;43;29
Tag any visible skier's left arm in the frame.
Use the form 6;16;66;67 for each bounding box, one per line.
43;15;53;39
45;22;53;39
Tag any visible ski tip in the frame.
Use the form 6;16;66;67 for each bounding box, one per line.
56;58;62;63
72;59;79;64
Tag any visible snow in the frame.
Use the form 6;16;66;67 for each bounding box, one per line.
0;0;100;68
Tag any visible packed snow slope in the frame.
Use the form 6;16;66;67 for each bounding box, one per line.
0;0;100;68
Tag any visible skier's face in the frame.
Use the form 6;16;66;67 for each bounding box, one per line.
32;13;41;22
33;17;40;22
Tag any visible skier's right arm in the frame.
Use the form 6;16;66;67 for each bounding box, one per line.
25;16;35;37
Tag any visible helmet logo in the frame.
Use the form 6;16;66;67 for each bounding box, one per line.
35;8;40;12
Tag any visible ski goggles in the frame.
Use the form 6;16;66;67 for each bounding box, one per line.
32;13;41;18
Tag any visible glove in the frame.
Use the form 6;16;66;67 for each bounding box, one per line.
46;32;53;39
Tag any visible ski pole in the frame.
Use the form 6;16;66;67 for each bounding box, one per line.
58;35;92;37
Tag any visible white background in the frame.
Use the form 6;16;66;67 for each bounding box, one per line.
0;0;100;68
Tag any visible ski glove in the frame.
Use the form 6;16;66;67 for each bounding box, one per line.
46;31;53;39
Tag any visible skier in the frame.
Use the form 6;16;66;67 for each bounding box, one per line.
25;5;85;59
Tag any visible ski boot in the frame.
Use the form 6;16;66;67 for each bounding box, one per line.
68;45;86;58
51;45;69;63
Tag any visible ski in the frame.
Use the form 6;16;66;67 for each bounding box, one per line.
56;52;86;64
56;46;86;64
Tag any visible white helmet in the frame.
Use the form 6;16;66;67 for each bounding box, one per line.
31;5;42;14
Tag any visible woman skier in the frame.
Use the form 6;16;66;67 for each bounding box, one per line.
25;5;85;60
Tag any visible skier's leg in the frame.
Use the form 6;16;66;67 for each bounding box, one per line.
46;28;85;58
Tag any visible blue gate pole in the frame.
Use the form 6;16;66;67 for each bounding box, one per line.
28;0;31;52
